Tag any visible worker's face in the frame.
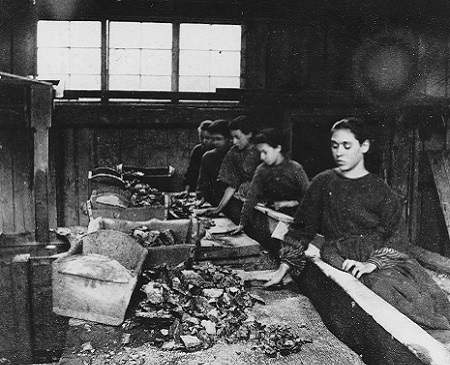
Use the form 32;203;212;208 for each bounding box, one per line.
211;133;230;151
258;143;282;166
200;130;213;150
331;129;369;174
231;129;252;150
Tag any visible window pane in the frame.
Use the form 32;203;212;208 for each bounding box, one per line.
110;22;141;48
70;75;101;90
179;24;241;91
37;21;101;90
37;48;70;74
70;21;101;47
37;21;70;47
70;48;101;74
179;50;210;76
211;25;241;51
109;75;140;90
141;23;172;49
211;51;241;76
109;49;140;74
210;76;240;91
179;76;210;92
180;24;210;50
141;76;171;91
141;50;172;75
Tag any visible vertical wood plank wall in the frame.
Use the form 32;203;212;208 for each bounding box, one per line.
0;129;35;237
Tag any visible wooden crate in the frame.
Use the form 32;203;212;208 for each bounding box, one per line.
90;194;169;221
53;230;148;326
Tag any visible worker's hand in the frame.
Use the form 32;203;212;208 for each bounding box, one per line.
342;259;376;279
230;224;244;235
263;263;290;288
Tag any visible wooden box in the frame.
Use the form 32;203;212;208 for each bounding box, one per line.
52;230;147;326
89;193;169;221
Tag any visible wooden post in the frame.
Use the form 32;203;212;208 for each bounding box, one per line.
30;83;53;243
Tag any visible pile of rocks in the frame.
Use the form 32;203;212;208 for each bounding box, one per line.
123;262;311;357
131;228;178;248
125;182;165;207
169;193;197;218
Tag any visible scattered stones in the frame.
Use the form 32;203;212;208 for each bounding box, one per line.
122;262;312;357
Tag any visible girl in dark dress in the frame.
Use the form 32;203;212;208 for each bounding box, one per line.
203;115;261;215
234;128;309;232
266;117;450;330
183;120;213;194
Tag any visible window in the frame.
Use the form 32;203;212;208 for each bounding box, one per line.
37;21;101;90
37;20;241;93
109;22;173;91
179;24;241;92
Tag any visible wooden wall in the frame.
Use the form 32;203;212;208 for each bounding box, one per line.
0;129;35;236
0;255;68;364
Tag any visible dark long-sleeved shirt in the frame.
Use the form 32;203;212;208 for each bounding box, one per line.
281;168;450;330
196;147;230;206
240;158;309;227
217;144;261;193
183;143;206;191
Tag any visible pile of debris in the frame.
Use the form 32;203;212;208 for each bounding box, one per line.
169;193;198;218
126;182;165;207
123;262;311;358
131;228;178;248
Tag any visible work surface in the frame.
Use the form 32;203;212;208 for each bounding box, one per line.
59;287;364;365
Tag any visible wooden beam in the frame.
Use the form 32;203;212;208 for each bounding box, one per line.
30;83;53;243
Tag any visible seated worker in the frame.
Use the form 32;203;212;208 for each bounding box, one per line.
266;117;450;330
183;120;213;195
203;115;261;216
234;128;309;234
196;119;232;206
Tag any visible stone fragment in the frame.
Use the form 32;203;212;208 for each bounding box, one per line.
201;320;216;335
202;288;224;298
180;335;202;349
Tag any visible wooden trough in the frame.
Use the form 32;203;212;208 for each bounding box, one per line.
226;197;450;365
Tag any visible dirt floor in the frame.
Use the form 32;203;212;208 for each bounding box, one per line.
58;287;365;365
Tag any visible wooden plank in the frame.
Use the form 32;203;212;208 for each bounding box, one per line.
196;217;261;260
62;128;78;227
298;260;449;365
140;128;169;168
96;127;122;167
31;84;53;242
76;127;94;227
12;131;34;235
0;130;15;234
30;257;68;357
48;128;59;229
119;127;140;165
427;150;450;239
10;255;33;364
